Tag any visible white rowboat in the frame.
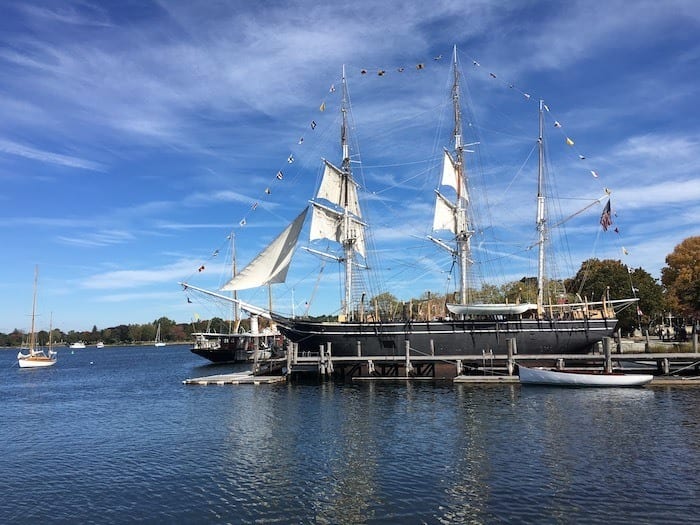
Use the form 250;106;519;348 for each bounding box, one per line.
518;365;653;387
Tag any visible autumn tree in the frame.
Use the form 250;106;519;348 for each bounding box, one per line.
661;236;700;318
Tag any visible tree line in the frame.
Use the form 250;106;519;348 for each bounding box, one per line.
0;317;235;348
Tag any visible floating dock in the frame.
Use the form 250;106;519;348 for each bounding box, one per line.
183;371;285;386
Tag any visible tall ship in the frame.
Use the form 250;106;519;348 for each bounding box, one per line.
182;47;635;358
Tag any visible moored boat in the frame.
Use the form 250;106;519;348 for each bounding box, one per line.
190;326;283;364
154;323;166;347
17;266;57;369
518;365;653;387
69;341;86;349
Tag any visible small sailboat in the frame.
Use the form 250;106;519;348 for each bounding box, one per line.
154;323;166;347
518;365;653;387
17;266;57;369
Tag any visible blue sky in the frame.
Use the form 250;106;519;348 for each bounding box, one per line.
1;0;698;333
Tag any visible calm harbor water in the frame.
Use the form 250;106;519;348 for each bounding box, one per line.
1;344;699;524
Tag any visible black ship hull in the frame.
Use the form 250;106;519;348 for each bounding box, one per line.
190;346;250;364
189;332;283;364
276;317;617;357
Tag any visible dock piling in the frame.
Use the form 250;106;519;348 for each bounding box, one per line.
506;338;515;376
603;337;612;373
405;340;412;377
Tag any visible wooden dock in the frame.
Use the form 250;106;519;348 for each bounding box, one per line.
183;336;700;386
183;371;286;386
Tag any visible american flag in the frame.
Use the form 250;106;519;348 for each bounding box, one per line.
600;200;612;231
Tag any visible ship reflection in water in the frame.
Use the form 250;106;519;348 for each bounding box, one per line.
2;345;698;523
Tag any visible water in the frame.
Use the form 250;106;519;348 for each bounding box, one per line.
1;345;699;524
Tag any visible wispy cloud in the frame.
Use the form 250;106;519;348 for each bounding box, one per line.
81;260;220;290
56;230;135;247
0;138;104;171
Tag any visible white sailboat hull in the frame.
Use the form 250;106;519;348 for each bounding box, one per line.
518;365;653;387
154;342;166;347
17;351;57;368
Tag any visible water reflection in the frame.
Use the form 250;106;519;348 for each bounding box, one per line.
3;346;700;524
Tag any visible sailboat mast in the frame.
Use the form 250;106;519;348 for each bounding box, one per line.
536;100;546;315
340;65;354;321
29;265;38;354
452;47;471;306
230;231;240;333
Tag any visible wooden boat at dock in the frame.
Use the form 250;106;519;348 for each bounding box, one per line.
190;326;283;364
518;365;653;387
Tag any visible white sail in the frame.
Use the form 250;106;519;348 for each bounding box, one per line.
310;202;366;257
310;203;341;243
440;150;466;198
221;208;308;291
433;191;457;233
316;160;362;218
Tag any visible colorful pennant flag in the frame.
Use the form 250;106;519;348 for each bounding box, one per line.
566;137;575;146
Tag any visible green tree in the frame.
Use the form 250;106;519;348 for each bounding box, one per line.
153;317;176;341
501;277;538;304
370;292;400;320
661;236;700;318
629;267;666;325
566;258;644;333
128;324;142;343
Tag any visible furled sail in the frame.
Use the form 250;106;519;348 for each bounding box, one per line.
221;207;308;291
